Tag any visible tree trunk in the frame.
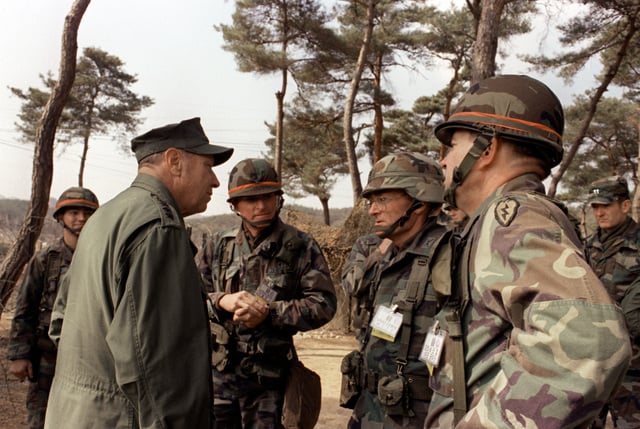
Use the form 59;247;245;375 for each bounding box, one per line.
274;70;287;178
320;197;330;226
274;4;289;178
343;0;375;204
633;110;640;222
372;51;384;163
471;0;505;84
0;0;90;317
79;132;90;187
547;24;637;197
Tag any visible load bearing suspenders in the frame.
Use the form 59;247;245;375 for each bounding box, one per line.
396;255;431;375
448;232;469;425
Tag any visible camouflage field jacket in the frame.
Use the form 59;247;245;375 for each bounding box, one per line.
426;173;631;428
357;218;446;382
7;237;72;361
199;218;337;368
586;216;640;370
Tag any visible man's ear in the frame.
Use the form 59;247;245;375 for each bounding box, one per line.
476;135;500;170
621;199;632;214
164;148;183;175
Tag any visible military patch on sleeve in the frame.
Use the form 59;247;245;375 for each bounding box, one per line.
495;198;519;227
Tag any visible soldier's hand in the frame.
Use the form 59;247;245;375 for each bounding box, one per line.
8;359;32;381
218;291;269;328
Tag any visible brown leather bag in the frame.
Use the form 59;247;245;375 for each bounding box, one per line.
282;359;322;429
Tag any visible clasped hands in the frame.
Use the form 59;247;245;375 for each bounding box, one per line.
214;291;269;328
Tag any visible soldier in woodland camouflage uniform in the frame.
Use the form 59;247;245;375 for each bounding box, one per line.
425;75;631;428
343;152;446;428
585;176;640;429
198;158;336;428
7;187;98;429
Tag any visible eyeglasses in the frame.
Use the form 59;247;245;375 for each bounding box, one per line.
365;195;404;210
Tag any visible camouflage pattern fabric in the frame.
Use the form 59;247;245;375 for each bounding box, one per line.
341;233;383;296
362;152;444;204
198;218;336;427
227;157;283;201
586;216;640;429
426;174;631;428
7;238;72;429
434;75;564;167
347;218;445;429
588;176;630;205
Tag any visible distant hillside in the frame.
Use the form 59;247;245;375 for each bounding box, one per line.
0;198;354;259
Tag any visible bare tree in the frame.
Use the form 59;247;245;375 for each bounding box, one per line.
0;0;91;316
343;0;375;205
470;0;507;83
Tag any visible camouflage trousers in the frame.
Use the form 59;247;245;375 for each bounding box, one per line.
348;390;429;429
26;352;56;429
609;375;640;428
213;367;286;429
591;374;640;429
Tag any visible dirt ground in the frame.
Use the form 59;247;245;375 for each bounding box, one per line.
0;313;357;429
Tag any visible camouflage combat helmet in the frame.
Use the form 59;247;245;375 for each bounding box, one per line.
362;152;444;204
435;74;564;167
227;158;283;202
53;187;99;219
588;176;630;205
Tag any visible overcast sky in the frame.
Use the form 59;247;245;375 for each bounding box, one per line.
0;0;593;217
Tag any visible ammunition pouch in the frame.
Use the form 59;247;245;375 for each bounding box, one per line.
256;335;293;359
237;334;293;384
377;374;414;417
210;323;232;372
339;350;362;409
240;356;287;384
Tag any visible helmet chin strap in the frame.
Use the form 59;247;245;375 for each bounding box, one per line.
61;222;82;237
444;134;493;208
375;200;424;239
231;195;284;230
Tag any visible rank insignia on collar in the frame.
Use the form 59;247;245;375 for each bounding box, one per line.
495;198;519;227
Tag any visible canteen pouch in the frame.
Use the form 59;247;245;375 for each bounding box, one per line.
339;350;362;409
378;374;414;417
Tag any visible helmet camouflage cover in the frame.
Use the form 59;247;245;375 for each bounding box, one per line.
362;152;444;204
53;187;99;219
227;158;283;202
435;74;565;167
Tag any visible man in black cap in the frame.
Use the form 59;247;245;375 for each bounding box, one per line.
585;176;640;429
45;118;233;429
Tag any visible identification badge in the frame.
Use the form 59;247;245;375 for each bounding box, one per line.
255;283;278;303
419;321;447;371
370;304;403;342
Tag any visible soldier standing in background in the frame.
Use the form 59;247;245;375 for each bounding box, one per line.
425;75;630;428
343;152;446;428
7;187;99;429
585;176;640;429
198;158;336;428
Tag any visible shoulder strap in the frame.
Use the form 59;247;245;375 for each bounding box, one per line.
215;228;239;293
396;255;431;373
446;231;472;425
46;248;63;286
